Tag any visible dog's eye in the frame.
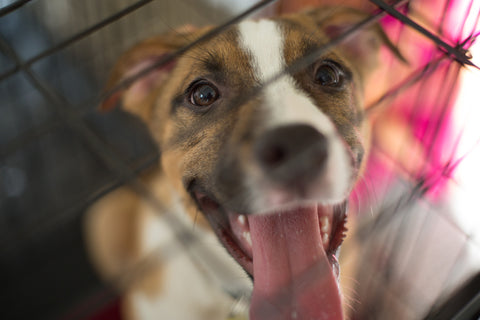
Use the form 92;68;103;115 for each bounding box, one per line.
189;82;219;107
314;62;343;87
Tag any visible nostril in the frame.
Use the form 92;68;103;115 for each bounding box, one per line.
315;134;328;164
261;145;286;167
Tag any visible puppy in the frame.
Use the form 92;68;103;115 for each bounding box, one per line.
85;7;399;320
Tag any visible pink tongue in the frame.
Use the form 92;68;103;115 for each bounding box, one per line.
248;207;343;320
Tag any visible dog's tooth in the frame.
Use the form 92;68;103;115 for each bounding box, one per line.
238;215;246;226
243;231;252;246
320;216;329;233
322;233;329;246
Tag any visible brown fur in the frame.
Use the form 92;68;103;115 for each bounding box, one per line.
85;7;400;320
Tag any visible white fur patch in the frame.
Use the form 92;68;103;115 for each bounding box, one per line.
130;189;251;319
237;20;336;134
237;20;352;210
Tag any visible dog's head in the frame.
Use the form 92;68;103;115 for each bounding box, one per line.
104;7;398;320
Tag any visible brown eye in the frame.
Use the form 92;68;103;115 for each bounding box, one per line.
314;62;343;87
189;82;219;107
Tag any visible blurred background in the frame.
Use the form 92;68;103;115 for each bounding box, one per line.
0;0;479;319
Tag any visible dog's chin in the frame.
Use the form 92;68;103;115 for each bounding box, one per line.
192;191;348;278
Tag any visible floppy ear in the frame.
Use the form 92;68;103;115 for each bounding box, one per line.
100;26;198;122
309;7;405;77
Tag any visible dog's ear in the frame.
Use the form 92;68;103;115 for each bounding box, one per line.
100;26;199;122
309;7;405;77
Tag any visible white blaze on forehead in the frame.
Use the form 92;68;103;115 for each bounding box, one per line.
236;19;336;135
236;19;352;208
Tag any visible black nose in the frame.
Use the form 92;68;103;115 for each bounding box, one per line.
254;124;328;184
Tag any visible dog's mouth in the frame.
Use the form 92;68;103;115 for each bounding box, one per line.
193;190;347;319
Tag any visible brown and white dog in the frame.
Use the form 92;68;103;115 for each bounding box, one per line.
85;7;399;320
